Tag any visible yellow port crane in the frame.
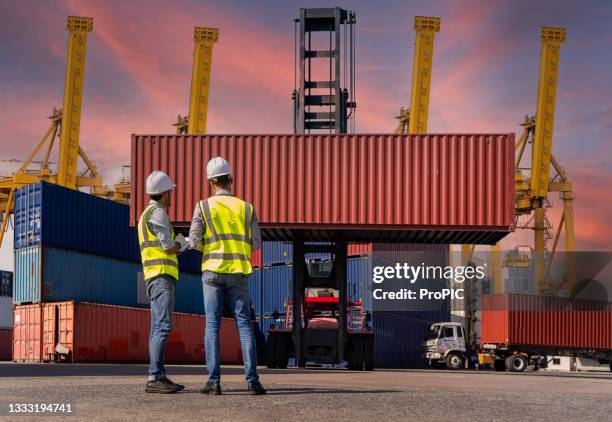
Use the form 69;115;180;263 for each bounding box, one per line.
0;16;128;247
395;16;440;135
175;27;219;134
513;27;575;294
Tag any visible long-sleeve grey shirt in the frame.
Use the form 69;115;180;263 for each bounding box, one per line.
189;190;261;251
146;199;176;251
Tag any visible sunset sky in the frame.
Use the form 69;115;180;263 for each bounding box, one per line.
0;0;610;250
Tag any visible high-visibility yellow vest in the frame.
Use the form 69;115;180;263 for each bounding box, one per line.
138;204;179;281
199;196;253;275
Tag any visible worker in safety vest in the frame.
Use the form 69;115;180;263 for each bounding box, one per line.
189;157;266;395
138;170;185;394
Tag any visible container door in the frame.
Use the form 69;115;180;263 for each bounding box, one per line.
14;246;41;304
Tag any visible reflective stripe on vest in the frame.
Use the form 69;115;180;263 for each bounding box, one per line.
138;204;179;281
199;197;253;275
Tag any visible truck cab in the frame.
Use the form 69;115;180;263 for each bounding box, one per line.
423;322;468;369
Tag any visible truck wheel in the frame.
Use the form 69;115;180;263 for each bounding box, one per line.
445;352;464;370
266;334;277;368
493;359;506;371
506;354;528;372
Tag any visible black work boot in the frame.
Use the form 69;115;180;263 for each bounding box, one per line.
200;382;222;395
247;381;267;395
161;377;185;391
145;379;181;394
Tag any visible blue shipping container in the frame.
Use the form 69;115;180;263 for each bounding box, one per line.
261;242;333;267
372;311;448;369
14;245;204;314
0;271;12;297
13;182;201;274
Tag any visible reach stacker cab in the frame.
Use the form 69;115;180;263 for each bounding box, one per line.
266;241;374;370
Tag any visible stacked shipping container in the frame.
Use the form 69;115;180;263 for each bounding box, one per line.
0;270;13;360
12;182;204;313
13;301;243;364
12;183;216;363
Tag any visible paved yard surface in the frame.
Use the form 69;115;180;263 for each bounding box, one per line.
1;363;611;421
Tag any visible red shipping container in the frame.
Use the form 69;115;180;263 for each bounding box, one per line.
0;328;13;361
12;304;42;362
130;134;515;244
14;302;244;364
481;294;612;350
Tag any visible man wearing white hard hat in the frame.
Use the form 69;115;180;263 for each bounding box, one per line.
189;157;266;395
138;170;185;394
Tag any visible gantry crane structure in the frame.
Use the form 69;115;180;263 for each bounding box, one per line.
461;28;573;296
513;27;575;295
175;27;219;135
0;16;129;248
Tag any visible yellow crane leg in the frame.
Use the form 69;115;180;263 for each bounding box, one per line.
57;16;93;189
187;27;219;134
534;207;547;292
562;190;576;295
491;242;503;294
408;16;440;134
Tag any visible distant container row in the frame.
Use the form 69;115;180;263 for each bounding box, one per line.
12;302;244;364
14;245;204;314
0;270;11;297
13;182;398;271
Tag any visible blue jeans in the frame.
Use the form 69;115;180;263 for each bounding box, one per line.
203;270;259;384
147;275;175;380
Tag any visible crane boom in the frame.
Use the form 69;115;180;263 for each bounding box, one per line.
57;16;93;189
530;27;566;199
408;16;440;134
187;27;219;134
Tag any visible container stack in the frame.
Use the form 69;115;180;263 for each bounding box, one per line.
10;182;240;363
0;270;13;360
249;242;451;368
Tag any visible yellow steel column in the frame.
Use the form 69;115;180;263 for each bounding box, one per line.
530;27;566;198
57;16;93;189
534;207;547;292
490;242;503;294
187;27;219;134
562;190;576;294
408;16;440;134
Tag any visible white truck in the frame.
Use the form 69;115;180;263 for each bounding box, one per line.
423;322;469;370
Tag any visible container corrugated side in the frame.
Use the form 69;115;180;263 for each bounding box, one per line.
13;182;201;274
131;134;515;244
14;182;140;261
12;304;42;362
481;293;612;350
0;328;12;360
39;301;242;364
14;246;204;315
373;311;450;369
0;296;13;328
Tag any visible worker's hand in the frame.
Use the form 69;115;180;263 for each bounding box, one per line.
164;242;181;254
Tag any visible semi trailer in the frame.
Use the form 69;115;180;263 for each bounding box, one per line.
424;293;612;372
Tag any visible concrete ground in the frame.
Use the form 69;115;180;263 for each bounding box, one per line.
1;363;611;421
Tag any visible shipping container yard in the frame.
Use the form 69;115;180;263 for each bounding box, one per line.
1;1;611;421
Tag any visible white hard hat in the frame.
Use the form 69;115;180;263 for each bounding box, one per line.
206;157;232;180
146;170;175;195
